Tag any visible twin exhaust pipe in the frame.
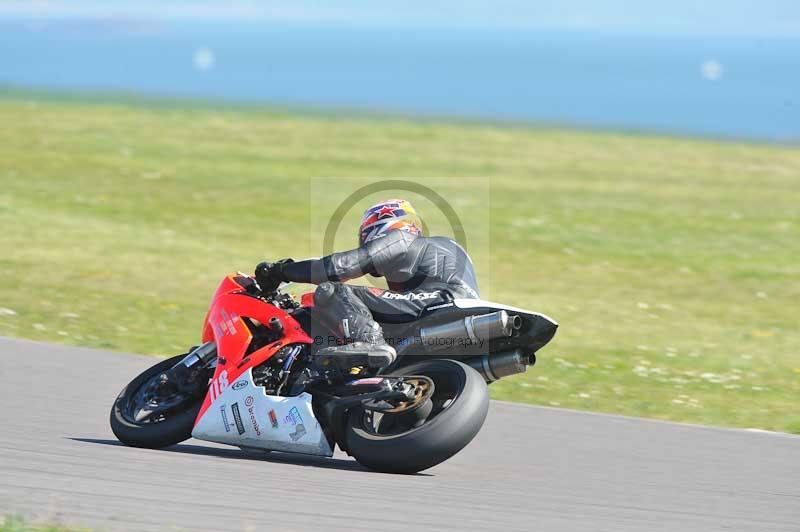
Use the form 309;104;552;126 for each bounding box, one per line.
419;310;521;348
417;310;533;382
465;348;534;383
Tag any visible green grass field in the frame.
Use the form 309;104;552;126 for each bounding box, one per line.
1;515;88;532
1;97;798;432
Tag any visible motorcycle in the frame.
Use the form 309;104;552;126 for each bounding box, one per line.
110;273;557;473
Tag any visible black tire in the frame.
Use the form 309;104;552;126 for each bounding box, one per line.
345;359;489;474
110;354;203;449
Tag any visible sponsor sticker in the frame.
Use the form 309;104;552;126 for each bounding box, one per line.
245;396;262;436
232;380;248;390
218;309;240;336
290;424;307;442
231;402;246;435
283;406;304;426
219;404;231;433
268;409;279;429
381;291;441;301
283;407;307;441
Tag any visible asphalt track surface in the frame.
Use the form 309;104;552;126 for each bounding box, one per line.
1;337;799;531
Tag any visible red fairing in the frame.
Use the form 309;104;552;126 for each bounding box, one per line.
201;275;245;343
195;276;313;422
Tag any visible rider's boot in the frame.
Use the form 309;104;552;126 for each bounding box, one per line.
314;322;396;371
312;282;397;372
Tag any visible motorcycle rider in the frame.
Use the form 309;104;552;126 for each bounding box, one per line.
255;198;479;370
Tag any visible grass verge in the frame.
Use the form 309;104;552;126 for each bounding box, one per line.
1;516;89;532
1;96;798;432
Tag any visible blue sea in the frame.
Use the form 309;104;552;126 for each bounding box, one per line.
2;18;799;141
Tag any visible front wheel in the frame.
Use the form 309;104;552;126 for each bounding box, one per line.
110;354;206;449
345;359;489;474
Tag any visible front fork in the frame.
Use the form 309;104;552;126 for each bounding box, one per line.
132;343;218;423
173;342;217;370
166;342;217;393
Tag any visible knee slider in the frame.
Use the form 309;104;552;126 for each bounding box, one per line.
314;282;336;305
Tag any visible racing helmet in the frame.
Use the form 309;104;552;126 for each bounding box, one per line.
359;198;423;246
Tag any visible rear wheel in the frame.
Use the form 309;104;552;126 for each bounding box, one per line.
344;359;489;474
110;354;207;449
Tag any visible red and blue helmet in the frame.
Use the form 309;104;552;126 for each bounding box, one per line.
359;199;423;246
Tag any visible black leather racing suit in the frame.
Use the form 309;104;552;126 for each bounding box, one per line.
280;230;479;347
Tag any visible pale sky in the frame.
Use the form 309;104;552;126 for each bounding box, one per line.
2;0;799;36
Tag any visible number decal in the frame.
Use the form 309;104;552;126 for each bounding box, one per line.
208;370;229;402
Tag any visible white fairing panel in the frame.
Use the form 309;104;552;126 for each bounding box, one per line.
191;369;333;457
453;298;559;325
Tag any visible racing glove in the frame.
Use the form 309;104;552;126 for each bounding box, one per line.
254;259;293;292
